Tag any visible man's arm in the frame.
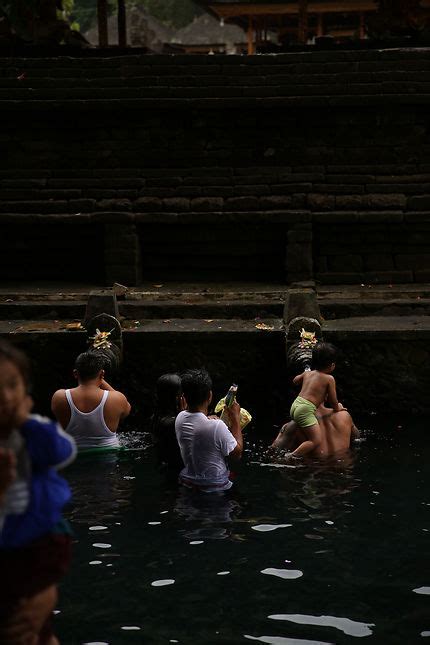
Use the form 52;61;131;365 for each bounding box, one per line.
293;372;304;385
351;422;360;442
51;389;70;430
270;421;298;452
224;401;243;460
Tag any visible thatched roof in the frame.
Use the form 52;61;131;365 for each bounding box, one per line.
171;12;246;46
84;6;174;51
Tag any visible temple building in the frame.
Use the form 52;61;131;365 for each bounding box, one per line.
171;13;247;54
195;0;402;53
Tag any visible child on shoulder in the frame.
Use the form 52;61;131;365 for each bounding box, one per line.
289;342;342;458
0;341;76;645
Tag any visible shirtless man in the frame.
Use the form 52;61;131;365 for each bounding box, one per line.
271;400;360;458
51;351;131;450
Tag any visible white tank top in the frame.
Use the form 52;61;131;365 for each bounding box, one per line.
65;389;120;449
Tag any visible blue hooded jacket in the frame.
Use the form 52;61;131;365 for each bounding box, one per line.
0;415;77;549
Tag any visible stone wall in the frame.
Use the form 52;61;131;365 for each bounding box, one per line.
0;48;429;286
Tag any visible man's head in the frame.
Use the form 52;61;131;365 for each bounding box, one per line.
180;369;212;409
74;351;107;384
312;342;337;373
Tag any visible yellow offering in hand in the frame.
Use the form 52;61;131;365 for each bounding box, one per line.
214;397;252;430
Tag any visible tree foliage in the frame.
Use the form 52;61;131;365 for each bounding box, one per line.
72;0;201;33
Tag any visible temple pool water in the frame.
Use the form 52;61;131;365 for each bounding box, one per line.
57;420;429;644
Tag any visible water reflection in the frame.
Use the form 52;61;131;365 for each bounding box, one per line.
173;487;242;541
268;614;375;637
245;636;334;645
274;455;361;514
67;452;136;525
58;422;430;645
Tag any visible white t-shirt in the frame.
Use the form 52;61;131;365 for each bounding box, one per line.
175;411;237;492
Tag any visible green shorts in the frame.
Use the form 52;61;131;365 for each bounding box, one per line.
290;396;318;428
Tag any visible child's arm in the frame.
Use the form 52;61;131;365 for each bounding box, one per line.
326;375;340;412
290;423;321;457
21;416;77;470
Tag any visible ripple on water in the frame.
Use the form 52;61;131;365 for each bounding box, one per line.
261;568;303;580
190;540;204;545
245;636;333;644
421;632;430;637
252;524;292;532
92;543;111;548
89;560;102;565
89;526;108;531
217;571;230;576
151;579;175;587
268;614;375;637
121;626;141;631
413;587;430;595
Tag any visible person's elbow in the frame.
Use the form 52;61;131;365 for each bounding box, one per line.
229;443;243;460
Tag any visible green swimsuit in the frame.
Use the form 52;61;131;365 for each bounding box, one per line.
290;396;318;428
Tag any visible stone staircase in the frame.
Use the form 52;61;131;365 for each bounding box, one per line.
1;48;430;415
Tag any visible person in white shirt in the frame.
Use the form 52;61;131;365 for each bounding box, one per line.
175;369;243;493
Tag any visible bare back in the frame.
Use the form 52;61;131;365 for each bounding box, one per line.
316;409;354;456
294;370;338;409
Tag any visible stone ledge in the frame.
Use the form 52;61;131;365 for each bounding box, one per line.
323;314;430;340
1;93;429;112
0;318;284;335
0;210;311;224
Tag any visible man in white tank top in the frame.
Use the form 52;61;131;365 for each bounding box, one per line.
51;352;131;450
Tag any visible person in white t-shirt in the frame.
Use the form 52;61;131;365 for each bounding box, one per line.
175;369;243;493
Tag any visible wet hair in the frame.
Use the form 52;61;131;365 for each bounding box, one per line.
155;373;182;415
312;342;337;371
74;351;108;382
180;368;212;407
0;341;30;386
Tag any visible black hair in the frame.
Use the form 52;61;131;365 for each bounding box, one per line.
155;373;182;415
0;341;30;386
180;368;212;408
74;351;108;382
312;342;337;371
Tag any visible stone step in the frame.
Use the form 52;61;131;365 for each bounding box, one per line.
1;82;429;100
0;317;284;335
0;299;284;321
2;71;430;86
320;298;430;319
323;314;430;339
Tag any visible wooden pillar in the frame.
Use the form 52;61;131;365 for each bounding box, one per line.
247;15;255;55
118;0;127;47
298;0;308;44
359;12;366;39
317;13;324;37
97;0;108;47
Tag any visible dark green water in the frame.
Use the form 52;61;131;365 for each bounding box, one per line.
57;421;429;644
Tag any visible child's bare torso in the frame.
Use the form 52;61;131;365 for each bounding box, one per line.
297;370;333;407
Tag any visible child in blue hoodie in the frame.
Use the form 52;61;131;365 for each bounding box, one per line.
0;341;76;644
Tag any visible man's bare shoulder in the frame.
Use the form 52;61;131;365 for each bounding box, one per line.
108;389;127;402
51;388;67;402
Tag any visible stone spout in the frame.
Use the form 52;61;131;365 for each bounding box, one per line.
83;291;123;378
284;286;322;374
